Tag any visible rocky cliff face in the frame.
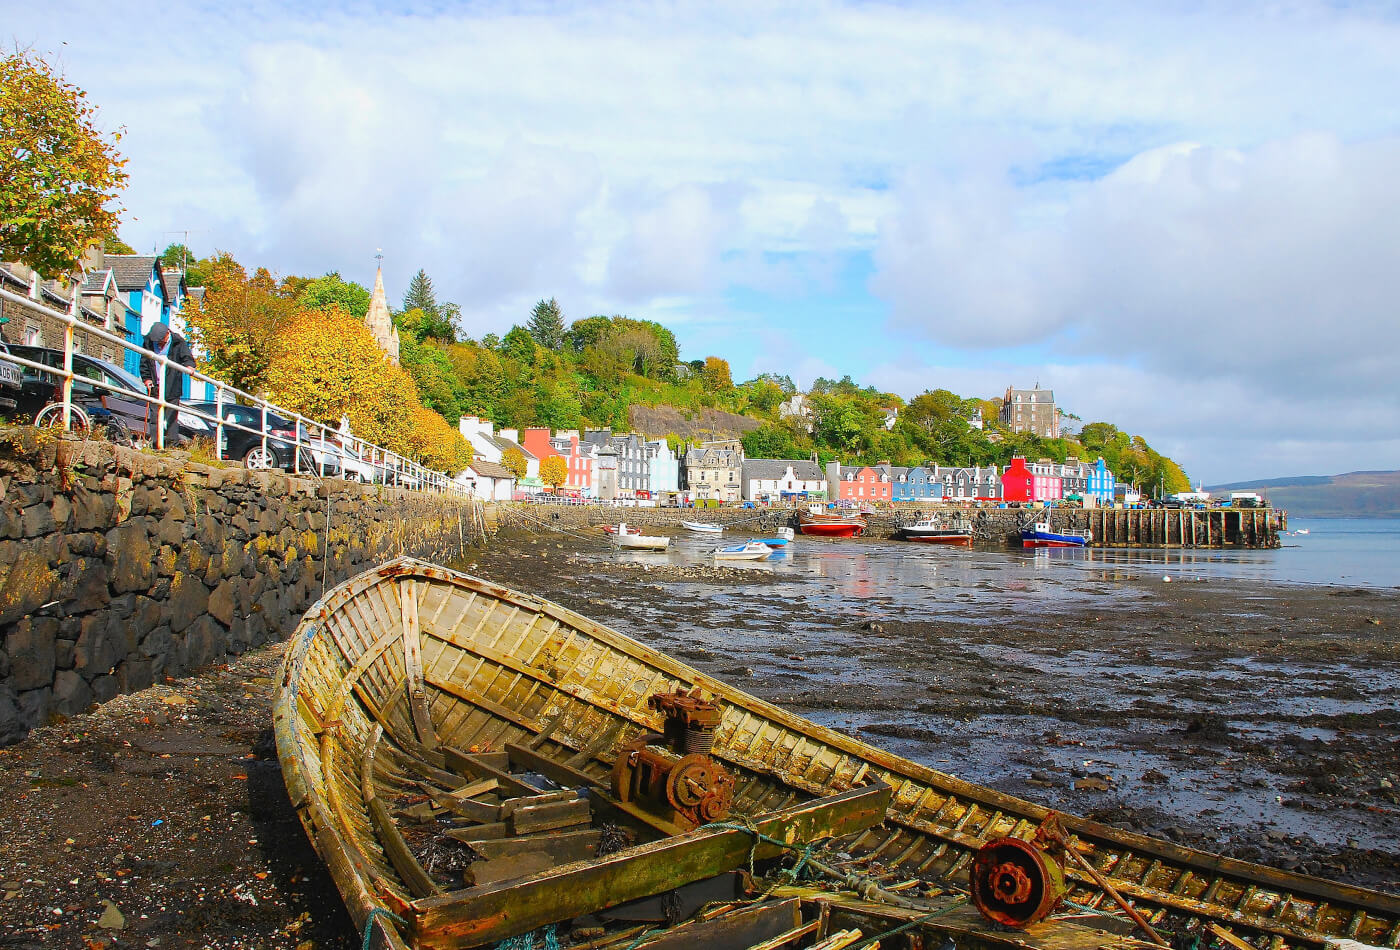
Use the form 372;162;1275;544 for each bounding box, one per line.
627;404;762;441
0;428;483;745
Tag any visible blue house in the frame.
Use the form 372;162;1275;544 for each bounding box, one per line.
107;256;167;377
904;465;940;501
1086;457;1115;504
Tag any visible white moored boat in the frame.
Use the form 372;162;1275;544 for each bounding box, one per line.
712;541;773;561
613;523;669;550
681;521;723;534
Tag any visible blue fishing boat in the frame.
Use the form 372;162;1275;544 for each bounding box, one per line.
753;527;795;547
1020;520;1091;548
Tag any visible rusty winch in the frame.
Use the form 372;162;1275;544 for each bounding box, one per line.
970;814;1069;927
611;689;736;829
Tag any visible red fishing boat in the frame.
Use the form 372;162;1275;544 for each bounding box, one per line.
798;507;867;538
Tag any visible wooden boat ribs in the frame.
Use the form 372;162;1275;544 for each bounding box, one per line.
276;557;1399;950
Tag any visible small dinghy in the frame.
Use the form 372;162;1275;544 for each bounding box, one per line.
712;541;774;561
276;558;1399;950
613;523;669;551
681;520;723;534
599;524;641;536
753;527;796;547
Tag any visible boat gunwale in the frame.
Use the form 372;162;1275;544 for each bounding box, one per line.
277;557;1400;947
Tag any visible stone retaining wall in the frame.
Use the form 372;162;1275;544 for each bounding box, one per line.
0;427;484;744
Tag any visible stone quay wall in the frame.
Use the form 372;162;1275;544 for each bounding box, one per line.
0;427;485;745
499;502;1280;547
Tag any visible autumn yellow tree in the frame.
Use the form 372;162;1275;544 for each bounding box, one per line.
539;455;567;493
701;356;733;390
183;253;295;393
264;305;417;451
501;447;527;479
0;52;128;273
404;405;473;472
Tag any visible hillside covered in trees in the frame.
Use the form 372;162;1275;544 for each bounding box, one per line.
172;245;1187;491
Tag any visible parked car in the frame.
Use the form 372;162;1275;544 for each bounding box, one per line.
185;401;330;473
5;344;204;444
0;342;22;411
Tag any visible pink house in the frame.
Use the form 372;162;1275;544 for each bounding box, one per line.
826;464;892;503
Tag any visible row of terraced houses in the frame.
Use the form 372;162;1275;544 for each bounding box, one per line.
0;249;221;401
452;421;1123;506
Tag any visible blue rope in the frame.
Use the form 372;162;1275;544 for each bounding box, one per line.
492;924;560;950
362;908;408;950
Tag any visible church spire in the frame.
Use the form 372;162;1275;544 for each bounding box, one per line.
364;254;400;365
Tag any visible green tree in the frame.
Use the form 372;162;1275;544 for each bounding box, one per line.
398;268;457;341
399;334;466;423
540;455;568;493
160;242;210;286
1;52;128;274
297;272;371;319
104;234;136;254
528;297;566;349
501;447;527;479
742;424;802;459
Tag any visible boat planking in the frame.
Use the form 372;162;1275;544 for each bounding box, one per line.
276;557;1398;950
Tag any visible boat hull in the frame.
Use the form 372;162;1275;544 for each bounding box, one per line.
276;558;1398;950
903;531;974;545
1021;530;1089;547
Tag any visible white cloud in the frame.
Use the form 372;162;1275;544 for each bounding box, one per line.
9;0;1400;477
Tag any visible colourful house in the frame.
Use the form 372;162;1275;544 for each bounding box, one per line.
826;463;892;503
1086;457;1115;504
106;256;167;377
550;430;595;496
1001;456;1062;503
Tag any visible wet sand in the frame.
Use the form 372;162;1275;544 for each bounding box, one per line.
463;530;1400;890
0;529;1394;947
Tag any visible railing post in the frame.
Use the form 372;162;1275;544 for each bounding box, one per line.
155;345;166;450
61;319;74;430
214;384;225;462
260;401;269;466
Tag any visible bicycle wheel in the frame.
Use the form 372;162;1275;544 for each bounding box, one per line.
34;402;92;434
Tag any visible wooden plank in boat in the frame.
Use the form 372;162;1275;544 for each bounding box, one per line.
428;793;500;824
440;746;542;797
444;778;498;801
444;822;510;842
465;853;554;887
508;797;591;835
499;789;581;817
408;783;891;949
362;725;443;898
467;829;601;864
627;898;802;950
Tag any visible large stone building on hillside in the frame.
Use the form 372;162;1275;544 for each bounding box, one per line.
999;385;1058;438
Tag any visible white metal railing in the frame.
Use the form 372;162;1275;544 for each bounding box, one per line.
0;285;469;495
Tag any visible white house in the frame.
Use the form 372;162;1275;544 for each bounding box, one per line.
456;459;516;500
458;416;541;490
742;459;826;502
646;439;679;494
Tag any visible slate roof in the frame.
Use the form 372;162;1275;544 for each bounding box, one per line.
106;255;159;292
743;459;823;481
488;434;536;461
469;460;515;480
81;269;113;294
187;287;206;306
160;268;186;301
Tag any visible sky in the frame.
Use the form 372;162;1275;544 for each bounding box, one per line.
9;0;1400;483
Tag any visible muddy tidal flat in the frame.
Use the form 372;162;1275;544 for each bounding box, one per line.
0;528;1396;948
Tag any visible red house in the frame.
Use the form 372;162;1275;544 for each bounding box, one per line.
828;464;892;503
1001;456;1062;503
522;427;560;463
550;430;595;496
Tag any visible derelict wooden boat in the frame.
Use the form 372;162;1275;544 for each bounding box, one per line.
276;557;1399;950
797;508;867;538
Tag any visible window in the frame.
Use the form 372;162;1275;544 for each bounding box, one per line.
23;325;41;346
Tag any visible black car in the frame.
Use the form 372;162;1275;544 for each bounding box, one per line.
3;343;205;444
185;401;338;475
